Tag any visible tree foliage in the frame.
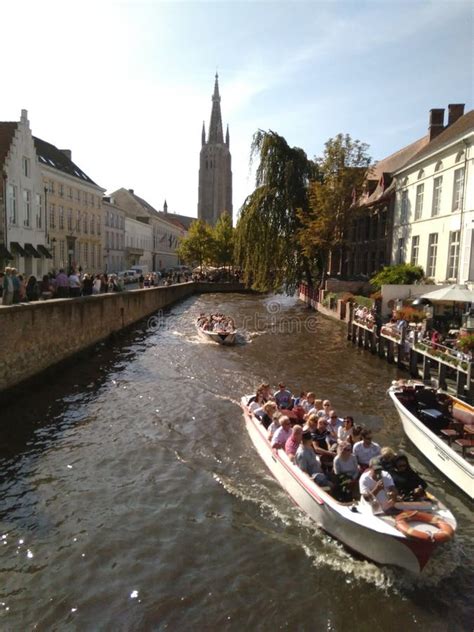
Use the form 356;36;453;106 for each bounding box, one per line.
177;219;215;269
234;130;316;292
370;263;425;291
213;212;234;268
297;134;371;282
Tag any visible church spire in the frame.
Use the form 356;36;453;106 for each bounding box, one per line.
201;121;206;146
208;73;224;144
225;123;229;147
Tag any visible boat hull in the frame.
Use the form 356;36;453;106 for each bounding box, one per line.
196;325;236;345
389;389;474;500
242;401;444;574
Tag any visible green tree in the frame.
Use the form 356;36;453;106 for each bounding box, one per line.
177;219;215;270
370;263;425;291
298;134;371;285
213;212;235;269
234;130;316;292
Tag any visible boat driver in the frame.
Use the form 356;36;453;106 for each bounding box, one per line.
359;457;397;513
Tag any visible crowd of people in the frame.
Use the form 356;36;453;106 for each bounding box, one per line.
0;267;125;304
197;312;236;333
248;382;428;512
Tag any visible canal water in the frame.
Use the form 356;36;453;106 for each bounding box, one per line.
1;293;473;631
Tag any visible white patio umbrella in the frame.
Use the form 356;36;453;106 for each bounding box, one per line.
420;284;474;303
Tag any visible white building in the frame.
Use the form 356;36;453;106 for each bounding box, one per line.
124;216;153;270
392;105;473;284
0;110;52;276
103;197;126;273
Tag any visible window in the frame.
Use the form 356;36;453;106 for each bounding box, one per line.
447;231;460;280
97;218;101;235
432;176;442;216
400;190;409;223
36;193;42;228
427;233;438;277
23;190;31;227
22;156;30;177
410;236;420;265
49;180;55;194
7;184;17;224
58;206;64;229
68;187;73;199
76;211;81;232
414;184;424;220
397;237;405;264
435;160;443;172
84;191;88;206
49;204;56;228
59;183;64;197
59;240;65;265
90;215;95;234
76;189;80;201
83;213;88;233
452;168;465;211
455;150;464;163
67;208;73;231
417;169;424;180
84;243;89;266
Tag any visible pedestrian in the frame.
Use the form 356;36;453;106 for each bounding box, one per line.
68;269;81;297
82;273;93;296
92;275;102;294
12;270;22;303
55;269;69;298
2;267;14;305
26;275;40;301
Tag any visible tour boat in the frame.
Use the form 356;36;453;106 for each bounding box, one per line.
388;381;474;500
196;320;236;345
241;396;457;574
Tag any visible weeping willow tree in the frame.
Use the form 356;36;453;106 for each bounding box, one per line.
234;130;316;292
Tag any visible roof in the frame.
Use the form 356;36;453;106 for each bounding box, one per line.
358;135;429;208
33;136;97;185
398;109;474;171
0;122;18;172
126;190;194;231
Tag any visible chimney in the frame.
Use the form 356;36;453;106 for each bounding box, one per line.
429;108;445;141
128;189;134;195
60;149;72;160
448;103;465;127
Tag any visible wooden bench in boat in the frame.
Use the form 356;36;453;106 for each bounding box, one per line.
454;438;474;458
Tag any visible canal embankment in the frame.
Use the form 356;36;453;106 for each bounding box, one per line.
0;282;246;393
298;284;474;401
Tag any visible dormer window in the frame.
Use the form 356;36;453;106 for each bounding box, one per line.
434;160;443;172
417;169;424;180
455;150;465;163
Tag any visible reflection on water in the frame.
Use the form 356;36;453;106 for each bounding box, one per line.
0;293;473;630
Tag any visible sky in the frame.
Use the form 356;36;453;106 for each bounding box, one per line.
2;0;473;223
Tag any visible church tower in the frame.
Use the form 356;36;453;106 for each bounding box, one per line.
198;74;233;225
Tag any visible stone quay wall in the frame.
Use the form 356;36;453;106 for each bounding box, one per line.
0;282;246;393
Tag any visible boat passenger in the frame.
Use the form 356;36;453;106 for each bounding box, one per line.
310;417;335;467
267;414;280;441
295;432;331;487
327;411;343;444
337;416;355;446
256;401;278;430
293;391;307;408
351;424;363;445
333;442;359;501
274;383;293;410
379;447;397;473
301;392;316;414
391;455;428;500
353;429;381;471
285;425;303;461
271;416;292;449
248;389;266;413
317;400;332;420
359;457;397;513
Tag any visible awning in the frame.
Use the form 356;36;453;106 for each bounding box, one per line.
37;244;53;259
24;243;41;258
10;242;27;257
0;244;13;260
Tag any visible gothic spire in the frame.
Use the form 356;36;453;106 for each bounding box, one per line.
201;121;206;146
208;73;224;144
225;123;229;147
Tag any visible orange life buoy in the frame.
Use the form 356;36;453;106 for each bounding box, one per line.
395;510;454;543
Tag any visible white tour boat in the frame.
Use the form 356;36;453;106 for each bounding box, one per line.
388;381;474;500
196;320;236;345
241;396;457;574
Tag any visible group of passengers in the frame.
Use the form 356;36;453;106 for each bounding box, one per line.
248;383;428;511
197;312;236;333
